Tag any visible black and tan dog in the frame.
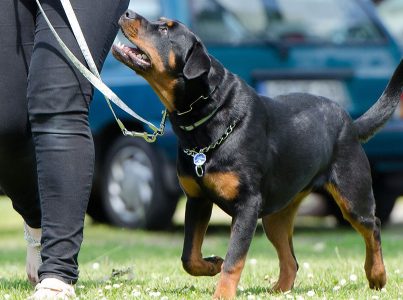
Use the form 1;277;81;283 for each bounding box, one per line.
112;10;403;299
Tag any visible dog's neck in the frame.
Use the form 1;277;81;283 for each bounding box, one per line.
170;57;224;124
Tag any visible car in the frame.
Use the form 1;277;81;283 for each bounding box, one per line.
87;0;403;229
377;0;403;47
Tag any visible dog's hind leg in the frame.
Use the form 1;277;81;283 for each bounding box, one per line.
325;144;386;290
181;197;224;276
262;192;308;292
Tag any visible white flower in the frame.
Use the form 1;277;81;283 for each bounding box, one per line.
249;258;258;265
333;285;340;291
132;290;141;297
349;274;357;282
92;262;100;270
247;295;256;300
149;291;161;297
313;242;325;252
371;296;379;300
104;285;112;290
113;283;121;288
4;295;10;300
339;278;347;286
163;277;170;283
303;262;310;269
161;297;169;300
394;269;401;274
307;290;315;297
77;285;85;289
238;286;245;292
308;273;314;279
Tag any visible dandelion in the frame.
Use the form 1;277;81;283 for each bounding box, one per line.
307;290;315;297
339;278;347;286
313;242;325;252
149;291;161;297
303;262;310;269
92;262;100;270
333;285;340;291
113;283;121;289
349;274;357;282
308;273;314;279
132;290;141;297
104;285;112;290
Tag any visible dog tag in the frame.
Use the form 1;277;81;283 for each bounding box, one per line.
193;153;206;177
193;153;206;166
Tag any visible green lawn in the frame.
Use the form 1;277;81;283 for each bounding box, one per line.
0;196;402;299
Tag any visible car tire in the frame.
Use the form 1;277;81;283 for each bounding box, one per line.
93;136;179;230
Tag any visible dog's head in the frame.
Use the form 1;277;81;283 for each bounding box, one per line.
112;10;211;112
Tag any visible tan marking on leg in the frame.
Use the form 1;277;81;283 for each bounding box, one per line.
178;176;201;198
263;191;309;292
203;172;239;201
325;183;386;289
213;257;246;300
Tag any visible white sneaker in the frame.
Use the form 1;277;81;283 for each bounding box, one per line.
24;222;42;284
28;278;76;300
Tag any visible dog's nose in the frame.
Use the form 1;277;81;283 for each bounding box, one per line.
124;9;137;19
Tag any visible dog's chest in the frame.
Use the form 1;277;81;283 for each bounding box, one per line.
178;172;240;201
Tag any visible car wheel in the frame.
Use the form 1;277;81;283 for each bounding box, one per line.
97;136;178;229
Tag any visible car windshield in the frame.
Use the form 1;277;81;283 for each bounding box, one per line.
191;0;385;44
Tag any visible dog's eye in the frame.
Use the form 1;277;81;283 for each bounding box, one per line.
159;26;168;35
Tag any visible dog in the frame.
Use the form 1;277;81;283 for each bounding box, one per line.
112;10;403;299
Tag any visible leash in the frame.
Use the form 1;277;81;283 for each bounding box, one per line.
35;0;167;143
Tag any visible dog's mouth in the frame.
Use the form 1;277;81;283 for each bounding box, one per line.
112;40;151;71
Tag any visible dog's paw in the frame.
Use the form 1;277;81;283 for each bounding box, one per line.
368;268;387;290
204;256;224;276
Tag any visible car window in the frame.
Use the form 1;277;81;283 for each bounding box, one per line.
127;0;161;20
191;0;385;44
115;0;162;45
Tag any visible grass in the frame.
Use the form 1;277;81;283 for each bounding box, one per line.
0;196;402;299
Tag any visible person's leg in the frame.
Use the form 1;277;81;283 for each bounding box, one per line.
27;0;129;284
0;0;43;284
0;0;41;227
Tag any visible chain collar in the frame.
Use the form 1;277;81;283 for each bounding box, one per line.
183;120;238;177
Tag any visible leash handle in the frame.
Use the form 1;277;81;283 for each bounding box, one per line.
35;0;164;141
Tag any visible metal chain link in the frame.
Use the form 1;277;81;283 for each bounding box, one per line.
183;120;238;157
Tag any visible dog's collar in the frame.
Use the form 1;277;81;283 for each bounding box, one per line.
172;86;220;131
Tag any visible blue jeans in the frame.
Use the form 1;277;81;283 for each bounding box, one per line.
0;0;129;283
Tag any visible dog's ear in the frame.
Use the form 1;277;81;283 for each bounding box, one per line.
183;41;211;80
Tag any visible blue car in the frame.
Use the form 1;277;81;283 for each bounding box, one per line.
87;0;403;229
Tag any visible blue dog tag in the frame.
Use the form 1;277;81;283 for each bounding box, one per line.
193;153;206;166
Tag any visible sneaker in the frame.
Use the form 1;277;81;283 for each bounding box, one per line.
28;278;76;300
24;222;42;284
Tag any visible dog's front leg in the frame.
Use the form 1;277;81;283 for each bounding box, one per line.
213;195;260;300
181;197;224;276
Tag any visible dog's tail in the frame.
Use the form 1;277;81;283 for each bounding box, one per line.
354;59;403;142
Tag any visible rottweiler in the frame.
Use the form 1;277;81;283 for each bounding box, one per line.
112;10;403;299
